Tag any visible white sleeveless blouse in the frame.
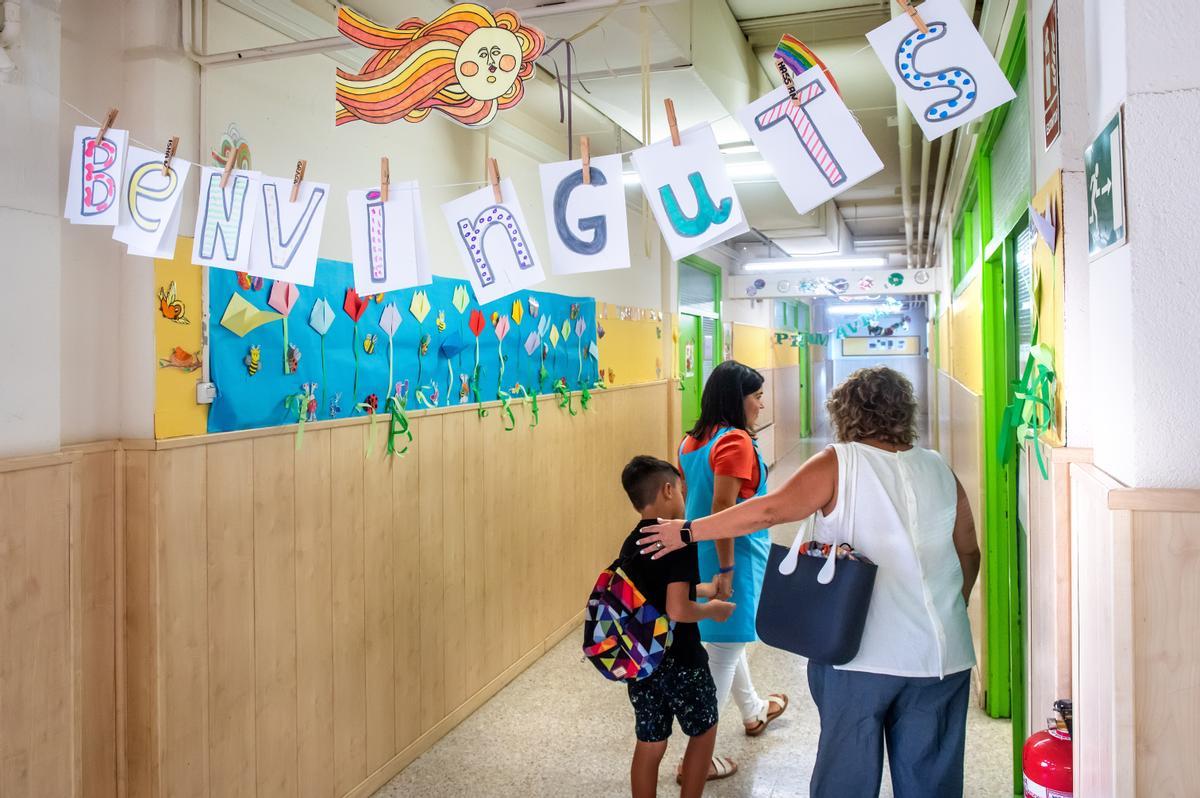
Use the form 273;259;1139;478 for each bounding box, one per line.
813;442;975;679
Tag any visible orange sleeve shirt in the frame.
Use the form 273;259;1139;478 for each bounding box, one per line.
680;429;761;500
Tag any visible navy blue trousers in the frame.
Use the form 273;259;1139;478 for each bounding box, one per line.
807;663;971;798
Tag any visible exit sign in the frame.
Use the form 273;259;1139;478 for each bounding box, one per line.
1085;108;1127;259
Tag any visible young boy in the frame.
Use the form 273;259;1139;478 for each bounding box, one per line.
618;455;736;798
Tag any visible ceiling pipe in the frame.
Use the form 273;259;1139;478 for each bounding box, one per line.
913;135;931;267
896;97;915;269
923;132;953;268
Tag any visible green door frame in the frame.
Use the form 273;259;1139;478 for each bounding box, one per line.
678;256;723;437
972;12;1029;796
798;302;812;437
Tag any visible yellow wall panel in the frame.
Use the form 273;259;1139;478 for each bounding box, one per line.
154;237;207;438
732;323;772;369
951;274;984;394
597;306;663;386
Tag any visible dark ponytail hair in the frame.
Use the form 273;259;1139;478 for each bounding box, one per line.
687;360;765;439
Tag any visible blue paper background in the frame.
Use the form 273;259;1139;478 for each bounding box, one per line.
208;258;599;433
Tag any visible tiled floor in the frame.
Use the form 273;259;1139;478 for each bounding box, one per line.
375;441;1014;797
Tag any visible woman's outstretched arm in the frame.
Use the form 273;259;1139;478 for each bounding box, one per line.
640;447;838;558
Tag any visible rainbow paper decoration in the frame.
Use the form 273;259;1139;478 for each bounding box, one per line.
774;34;842;97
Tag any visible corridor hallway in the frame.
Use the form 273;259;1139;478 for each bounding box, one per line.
374;444;1013;798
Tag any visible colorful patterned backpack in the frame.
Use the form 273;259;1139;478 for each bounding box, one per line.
582;560;674;682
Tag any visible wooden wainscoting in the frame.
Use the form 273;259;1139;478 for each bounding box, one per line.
945;373;986;696
1024;444;1089;737
123;381;670;798
0;452;82;798
771;365;801;460
1071;464;1200;797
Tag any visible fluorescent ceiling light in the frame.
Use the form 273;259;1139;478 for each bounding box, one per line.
743;257;889;271
622;172;640;185
721;144;759;155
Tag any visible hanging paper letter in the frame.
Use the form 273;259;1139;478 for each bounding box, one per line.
441;178;546;305
630;124;747;261
247;175;330;286
866;0;1014;140
346;180;430;294
737;78;883;216
64;125;129;226
191;166;263;271
538;153;630;275
112;145;193;257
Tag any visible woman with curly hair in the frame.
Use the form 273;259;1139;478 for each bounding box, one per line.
639;366;981;797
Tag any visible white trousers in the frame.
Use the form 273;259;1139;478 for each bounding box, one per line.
705;642;768;723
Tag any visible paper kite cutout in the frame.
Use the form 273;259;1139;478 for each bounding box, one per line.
221;293;282;337
380;303;402;338
309;298;335;336
1030;202;1057;249
561;319;571;341
537;314;552;338
524;331;541;356
410;290;431;324
452;284;471;314
494;315;511;341
440;331;469;359
588;341;600;360
575;318;586;338
549;323;561;347
335;4;546;130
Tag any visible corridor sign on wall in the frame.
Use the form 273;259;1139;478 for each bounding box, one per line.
738;79;883;216
866;0;1015;140
1084;108;1127;259
1042;0;1061;148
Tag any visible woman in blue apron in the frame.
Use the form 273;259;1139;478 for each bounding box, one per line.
678;361;788;782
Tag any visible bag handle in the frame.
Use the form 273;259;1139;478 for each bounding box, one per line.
776;443;860;583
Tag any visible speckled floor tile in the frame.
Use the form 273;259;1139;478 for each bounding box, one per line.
374;442;1014;798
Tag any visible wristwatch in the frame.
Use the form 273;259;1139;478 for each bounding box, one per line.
681;520;694;545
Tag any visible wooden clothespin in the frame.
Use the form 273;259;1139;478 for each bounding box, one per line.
580;136;591;185
161;136;179;177
487;157;503;203
380;157;390;202
290;159;307;203
96;108;119;145
897;0;929;35
664;98;681;147
220;149;237;189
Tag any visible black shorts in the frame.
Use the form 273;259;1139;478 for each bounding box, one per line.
627;657;718;742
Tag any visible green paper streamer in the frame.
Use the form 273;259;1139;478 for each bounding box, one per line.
385;396;412;457
511;385;538;428
496;388;516;431
553;378;576;417
320;337;327;412
284;392;307;450
352;323;360;404
472;363;489;419
999;343;1056;480
414;389;435;409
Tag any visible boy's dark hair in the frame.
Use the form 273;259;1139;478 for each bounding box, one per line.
621;455;682;510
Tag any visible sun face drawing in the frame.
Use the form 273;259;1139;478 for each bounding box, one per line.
336;3;546;130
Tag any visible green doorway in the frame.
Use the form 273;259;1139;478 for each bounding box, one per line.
678;257;722;437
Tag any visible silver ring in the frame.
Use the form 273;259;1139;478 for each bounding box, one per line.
656;542;664;551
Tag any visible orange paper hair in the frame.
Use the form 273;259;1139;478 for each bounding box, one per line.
335;4;545;129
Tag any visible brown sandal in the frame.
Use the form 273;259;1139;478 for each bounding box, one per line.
675;755;738;785
744;693;788;737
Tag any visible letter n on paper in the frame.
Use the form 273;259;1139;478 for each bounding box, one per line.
456;205;537;288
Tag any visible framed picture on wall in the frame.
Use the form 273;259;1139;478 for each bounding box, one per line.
841;336;919;357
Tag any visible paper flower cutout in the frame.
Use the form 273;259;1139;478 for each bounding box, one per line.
549;323;560;347
598;323;605;340
537;314;552;338
220;293;282;337
409;290;431;324
343;289;369;322
268;281;299;316
512;299;525;326
309;299;335;335
561;319;571;341
524;331;541;356
452;284;471;314
529;297;540;317
379;303;402;338
575;318;586;338
469;309;486;337
494;315;511;341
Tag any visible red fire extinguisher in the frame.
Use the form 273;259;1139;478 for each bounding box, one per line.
1023;699;1073;798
